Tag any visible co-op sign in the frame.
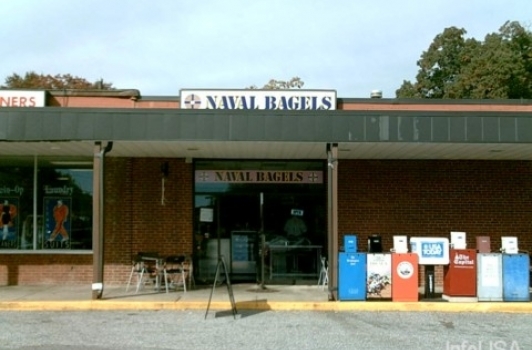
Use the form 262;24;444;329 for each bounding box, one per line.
179;89;337;110
0;90;46;107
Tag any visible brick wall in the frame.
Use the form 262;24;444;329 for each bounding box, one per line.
0;255;93;285
1;158;530;287
103;157;194;284
338;159;532;287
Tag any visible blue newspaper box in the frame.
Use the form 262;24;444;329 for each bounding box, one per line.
502;253;530;302
344;235;357;253
338;252;367;301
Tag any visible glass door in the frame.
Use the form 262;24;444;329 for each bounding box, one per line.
194;160;327;284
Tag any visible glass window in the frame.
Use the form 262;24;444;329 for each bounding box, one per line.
194;160;327;244
0;157;34;250
0;157;93;251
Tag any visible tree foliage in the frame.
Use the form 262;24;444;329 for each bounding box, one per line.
396;21;532;99
248;76;304;89
1;71;114;90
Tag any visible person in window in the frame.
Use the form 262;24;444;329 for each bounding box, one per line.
48;200;69;242
284;211;308;274
0;200;17;240
284;212;307;241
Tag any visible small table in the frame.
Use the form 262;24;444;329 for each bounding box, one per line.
140;255;165;292
268;245;322;279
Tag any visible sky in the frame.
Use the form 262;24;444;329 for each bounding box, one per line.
1;1;531;98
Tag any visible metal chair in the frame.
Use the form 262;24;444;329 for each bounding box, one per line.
183;255;195;290
317;256;328;290
162;255;187;293
126;253;155;293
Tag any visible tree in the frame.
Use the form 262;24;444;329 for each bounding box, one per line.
396;21;532;99
1;71;114;90
247;76;304;89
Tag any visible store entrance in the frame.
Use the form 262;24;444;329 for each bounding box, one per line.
194;160;326;285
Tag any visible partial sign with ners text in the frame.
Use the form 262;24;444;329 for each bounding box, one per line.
180;89;337;110
0;90;46;107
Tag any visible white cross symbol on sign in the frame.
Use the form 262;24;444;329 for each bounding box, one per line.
184;94;202;109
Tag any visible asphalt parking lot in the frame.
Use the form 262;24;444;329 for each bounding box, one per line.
0;310;530;350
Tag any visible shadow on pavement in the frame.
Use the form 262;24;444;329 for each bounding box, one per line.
209;298;271;319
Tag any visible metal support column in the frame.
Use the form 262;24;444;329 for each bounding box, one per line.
327;143;338;301
92;141;112;300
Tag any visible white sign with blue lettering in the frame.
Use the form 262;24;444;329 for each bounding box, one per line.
179;89;337;110
409;237;450;265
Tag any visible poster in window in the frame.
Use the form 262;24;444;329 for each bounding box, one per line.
43;197;71;249
0;197;19;249
199;208;214;222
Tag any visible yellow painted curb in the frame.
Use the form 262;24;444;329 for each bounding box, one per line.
0;301;531;313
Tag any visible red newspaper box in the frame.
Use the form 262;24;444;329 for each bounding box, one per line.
443;249;477;298
392;253;419;302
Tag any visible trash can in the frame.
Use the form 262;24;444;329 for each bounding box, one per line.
443;249;477;300
338;252;367;301
392;253;419;302
366;253;391;300
477;253;503;302
502;253;530;302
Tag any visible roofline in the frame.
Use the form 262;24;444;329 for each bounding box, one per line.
136;95;532;105
1;106;531;117
4;87;532;105
339;98;532;105
47;89;141;99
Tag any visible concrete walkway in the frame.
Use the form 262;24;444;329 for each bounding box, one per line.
0;283;531;313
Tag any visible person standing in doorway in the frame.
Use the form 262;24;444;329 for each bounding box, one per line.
284;211;307;241
48;200;69;242
283;209;307;274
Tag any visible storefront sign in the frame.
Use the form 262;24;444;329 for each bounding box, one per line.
195;170;323;184
0;90;45;107
43;185;74;196
0;186;24;196
410;237;450;265
180;89;336;110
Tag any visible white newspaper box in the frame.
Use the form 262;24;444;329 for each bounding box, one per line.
501;236;518;254
391;235;408;253
477;253;503;301
450;231;467;249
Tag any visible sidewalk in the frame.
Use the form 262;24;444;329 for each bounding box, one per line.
0;283;531;313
